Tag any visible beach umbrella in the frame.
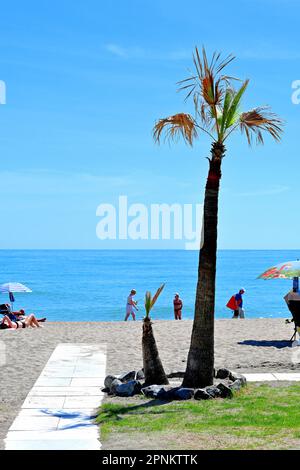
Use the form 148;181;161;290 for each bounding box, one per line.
258;260;300;280
258;261;300;343
0;282;32;311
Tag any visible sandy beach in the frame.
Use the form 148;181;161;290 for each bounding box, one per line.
0;318;299;449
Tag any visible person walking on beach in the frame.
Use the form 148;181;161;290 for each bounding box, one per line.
124;289;138;321
173;293;183;320
226;289;246;318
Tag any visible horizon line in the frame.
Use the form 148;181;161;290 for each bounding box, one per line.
0;248;299;251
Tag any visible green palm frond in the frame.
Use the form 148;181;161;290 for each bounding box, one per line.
144;284;165;319
219;88;234;136
222;80;249;133
153;46;283;147
150;283;165;309
145;291;152;318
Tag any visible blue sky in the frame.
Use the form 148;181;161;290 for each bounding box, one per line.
0;0;299;249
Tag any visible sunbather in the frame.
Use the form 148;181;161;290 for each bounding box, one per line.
0;304;43;328
10;311;43;328
0;315;16;329
14;309;46;323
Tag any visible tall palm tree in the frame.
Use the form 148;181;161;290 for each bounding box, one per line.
142;284;169;386
153;47;283;388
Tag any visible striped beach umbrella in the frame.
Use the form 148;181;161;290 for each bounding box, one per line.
258;260;300;280
0;282;32;310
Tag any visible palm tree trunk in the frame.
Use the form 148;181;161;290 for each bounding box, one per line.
142;317;169;386
182;141;225;388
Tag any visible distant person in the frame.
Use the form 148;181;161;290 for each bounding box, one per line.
124;289;138;321
226;289;246;318
173;293;183;320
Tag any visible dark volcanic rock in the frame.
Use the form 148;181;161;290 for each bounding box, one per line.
104;367;247;401
104;375;117;389
118;371;136;383
205;385;222;398
115;380;142;397
110;379;122;394
157;387;180;400
173;388;194;400
136;369;145;380
194;388;212;400
216;368;231;379
141;385;167;398
229;379;243;392
229;372;247;386
217;382;233;398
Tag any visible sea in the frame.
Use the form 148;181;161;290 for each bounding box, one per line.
0;250;299;322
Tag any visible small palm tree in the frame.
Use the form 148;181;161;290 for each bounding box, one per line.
153;47;283;388
142;283;169;386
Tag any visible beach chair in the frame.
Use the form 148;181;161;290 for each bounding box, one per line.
287;301;300;342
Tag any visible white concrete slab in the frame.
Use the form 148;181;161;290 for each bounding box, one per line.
28;386;103;397
57;417;96;430
70;378;105;387
19;408;96;418
73;366;104;376
6;428;98;440
40;367;75;377
272;373;300;381
5;439;101;450
34;377;72;387
5;343;106;451
47;358;77;364
22;396;66;409
76;357;107;364
243;373;276;382
9;416;60;431
63;396;102;409
243;372;300;382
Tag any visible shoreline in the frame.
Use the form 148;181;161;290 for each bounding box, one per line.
43;317;290;323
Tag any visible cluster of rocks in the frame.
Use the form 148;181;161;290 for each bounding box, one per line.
102;367;246;401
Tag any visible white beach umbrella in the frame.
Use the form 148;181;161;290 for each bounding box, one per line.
0;282;32;310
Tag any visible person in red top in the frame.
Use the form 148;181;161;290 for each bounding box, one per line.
173;293;183;320
233;289;245;318
226;289;246;318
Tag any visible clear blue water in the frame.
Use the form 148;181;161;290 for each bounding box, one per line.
0;250;299;322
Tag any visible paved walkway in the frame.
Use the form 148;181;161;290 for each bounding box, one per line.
4;343;300;450
243;372;300;382
5;343;106;450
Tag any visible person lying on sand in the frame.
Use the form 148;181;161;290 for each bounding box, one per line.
2;305;44;328
0;315;14;329
11;313;42;328
13;309;46;323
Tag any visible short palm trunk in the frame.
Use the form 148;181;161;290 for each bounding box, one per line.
142;317;169;386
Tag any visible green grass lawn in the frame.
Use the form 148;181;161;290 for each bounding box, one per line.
97;384;300;450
